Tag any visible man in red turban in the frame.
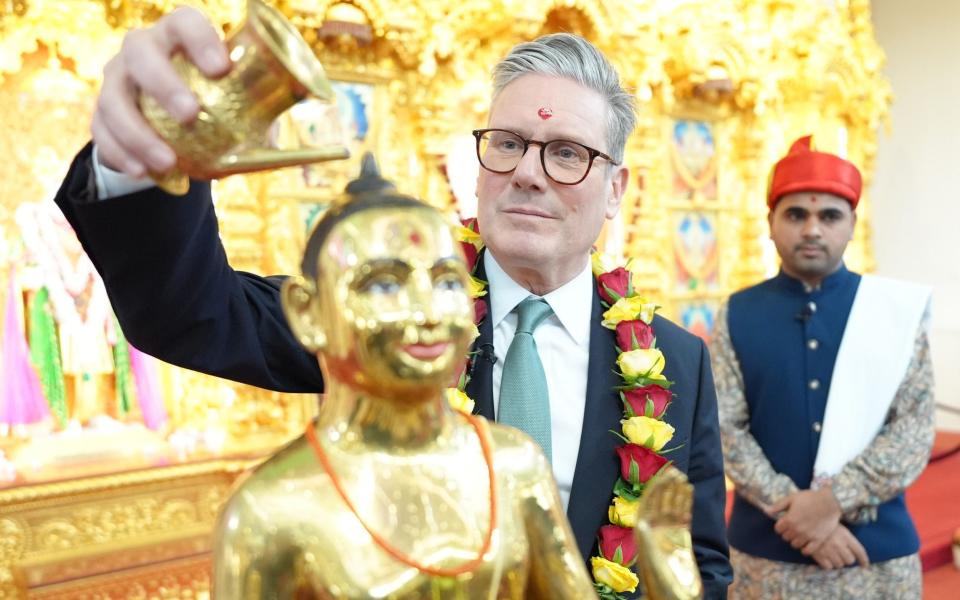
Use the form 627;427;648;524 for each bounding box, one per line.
767;135;862;210
762;135;863;290
712;135;934;598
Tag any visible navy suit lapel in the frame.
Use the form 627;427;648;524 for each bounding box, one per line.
465;310;494;419
566;288;622;560
465;256;495;419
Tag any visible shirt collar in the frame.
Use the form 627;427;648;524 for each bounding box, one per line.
774;262;853;294
484;251;593;346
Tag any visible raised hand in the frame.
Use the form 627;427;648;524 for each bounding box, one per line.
634;467;703;600
92;7;230;177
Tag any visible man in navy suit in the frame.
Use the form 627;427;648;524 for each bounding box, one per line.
55;9;731;597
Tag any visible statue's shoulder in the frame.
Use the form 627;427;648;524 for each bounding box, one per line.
485;420;552;478
249;434;313;478
225;435;316;505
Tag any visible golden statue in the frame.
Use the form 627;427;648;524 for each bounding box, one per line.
211;157;704;599
211;157;597;598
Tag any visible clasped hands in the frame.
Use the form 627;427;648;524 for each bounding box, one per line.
763;486;870;570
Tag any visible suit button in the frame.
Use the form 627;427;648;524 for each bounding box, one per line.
809;379;820;390
813;421;822;432
807;301;817;314
808;339;819;350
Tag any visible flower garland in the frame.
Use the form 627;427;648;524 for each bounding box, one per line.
590;253;675;600
444;218;487;415
449;220;676;598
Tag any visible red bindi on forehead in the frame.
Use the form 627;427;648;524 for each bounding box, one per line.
537;107;553;120
409;231;422;246
810;195;818;203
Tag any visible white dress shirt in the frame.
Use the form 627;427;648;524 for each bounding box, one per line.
485;251;592;512
92;146;156;199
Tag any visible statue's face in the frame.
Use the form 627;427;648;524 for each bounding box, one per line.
315;207;474;400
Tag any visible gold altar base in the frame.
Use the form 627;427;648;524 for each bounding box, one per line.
7;425;170;485
25;554;211;600
0;458;260;599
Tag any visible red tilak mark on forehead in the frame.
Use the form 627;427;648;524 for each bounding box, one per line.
810;195;818;203
409;231;422;245
537;107;553;120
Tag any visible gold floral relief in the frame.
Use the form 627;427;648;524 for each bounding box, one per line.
0;460;250;598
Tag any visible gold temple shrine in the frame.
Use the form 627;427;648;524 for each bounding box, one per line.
0;0;890;597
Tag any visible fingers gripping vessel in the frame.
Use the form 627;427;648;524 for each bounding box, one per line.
140;0;349;194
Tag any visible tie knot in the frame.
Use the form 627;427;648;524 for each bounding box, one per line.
515;297;553;335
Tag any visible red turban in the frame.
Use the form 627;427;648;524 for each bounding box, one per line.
767;135;862;210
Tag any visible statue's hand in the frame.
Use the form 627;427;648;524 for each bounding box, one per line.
633;467;702;600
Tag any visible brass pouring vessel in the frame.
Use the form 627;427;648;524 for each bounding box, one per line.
141;0;349;195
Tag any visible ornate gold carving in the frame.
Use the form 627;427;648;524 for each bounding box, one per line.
0;460;253;598
25;554;211;600
0;517;27;597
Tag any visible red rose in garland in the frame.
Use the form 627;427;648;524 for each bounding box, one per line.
598;524;638;567
615;319;654;351
616;443;668;487
461;239;478;268
623;385;672;419
473;297;488;324
596;267;631;304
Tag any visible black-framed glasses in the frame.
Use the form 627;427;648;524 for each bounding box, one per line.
472;128;619;185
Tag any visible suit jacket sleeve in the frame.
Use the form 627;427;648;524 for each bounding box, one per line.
688;337;733;599
52;142;324;392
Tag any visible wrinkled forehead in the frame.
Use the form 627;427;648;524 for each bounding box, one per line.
319;207;461;273
488;74;608;148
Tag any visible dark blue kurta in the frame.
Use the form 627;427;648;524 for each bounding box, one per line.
726;266;919;564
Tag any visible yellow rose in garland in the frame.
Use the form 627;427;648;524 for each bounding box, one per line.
602;296;658;328
455;224;483;249
608;495;641;528
623;416;675;451
618;348;666;381
466;322;481;344
468;275;487;298
590;557;640;594
592;251;618;278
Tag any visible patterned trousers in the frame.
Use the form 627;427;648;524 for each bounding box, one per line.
730;548;921;600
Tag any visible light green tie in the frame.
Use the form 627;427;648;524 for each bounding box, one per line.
498;297;554;462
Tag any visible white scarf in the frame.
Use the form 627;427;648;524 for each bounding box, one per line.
813;274;931;478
